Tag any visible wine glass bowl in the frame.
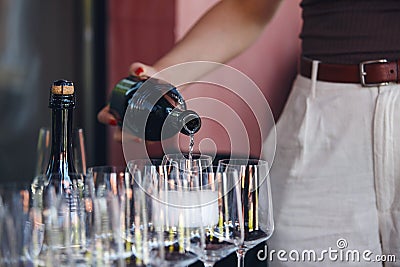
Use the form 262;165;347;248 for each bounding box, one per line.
162;153;213;171
151;159;244;267
218;159;274;267
183;166;245;267
126;159;202;267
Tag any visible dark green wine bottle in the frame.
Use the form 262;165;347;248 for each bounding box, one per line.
109;76;201;141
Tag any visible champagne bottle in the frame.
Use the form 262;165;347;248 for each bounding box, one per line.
45;79;77;195
109;76;201;141
29;80;82;256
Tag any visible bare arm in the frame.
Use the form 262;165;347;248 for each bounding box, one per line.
101;0;283;133
153;0;283;71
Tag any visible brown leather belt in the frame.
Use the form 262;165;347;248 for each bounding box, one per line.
300;57;400;87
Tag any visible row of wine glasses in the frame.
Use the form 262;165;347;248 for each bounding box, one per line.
0;184;31;267
127;154;274;267
0;170;129;266
0;153;273;267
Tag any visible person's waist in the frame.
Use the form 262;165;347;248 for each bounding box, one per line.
300;57;400;87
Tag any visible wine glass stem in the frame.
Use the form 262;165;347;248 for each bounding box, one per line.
236;249;246;267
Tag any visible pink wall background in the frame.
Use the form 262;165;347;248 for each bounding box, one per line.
107;0;302;164
107;0;176;164
174;0;302;158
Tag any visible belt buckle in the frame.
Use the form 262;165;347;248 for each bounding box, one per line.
359;59;389;87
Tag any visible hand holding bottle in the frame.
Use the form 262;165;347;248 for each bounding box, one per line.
97;62;158;142
97;62;201;142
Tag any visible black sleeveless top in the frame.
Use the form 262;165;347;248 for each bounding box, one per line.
300;0;400;64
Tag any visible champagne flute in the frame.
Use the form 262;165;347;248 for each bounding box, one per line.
218;159;274;267
121;159;158;266
35;127;51;176
85;166;133;263
73;128;87;175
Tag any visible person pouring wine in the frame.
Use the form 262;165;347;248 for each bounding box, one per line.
99;0;400;266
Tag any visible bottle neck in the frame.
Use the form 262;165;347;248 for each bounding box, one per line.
47;106;76;177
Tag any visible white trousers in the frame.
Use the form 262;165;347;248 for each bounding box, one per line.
263;71;400;266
